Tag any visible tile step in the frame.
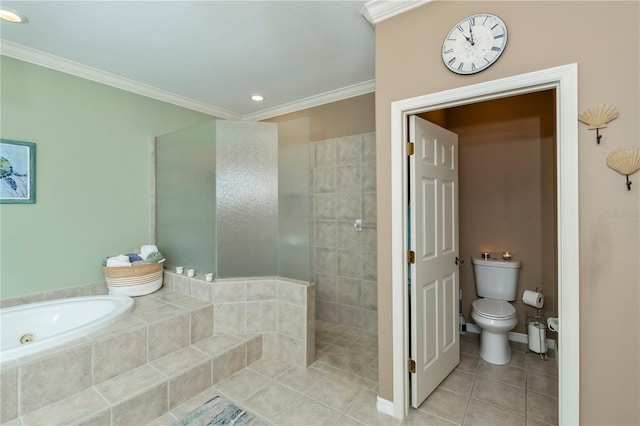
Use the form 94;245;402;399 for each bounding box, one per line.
13;334;262;426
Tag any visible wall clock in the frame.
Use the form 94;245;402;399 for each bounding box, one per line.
442;13;508;75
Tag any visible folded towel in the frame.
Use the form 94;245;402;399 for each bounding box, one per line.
126;253;143;262
140;245;159;260
143;251;164;264
106;255;132;267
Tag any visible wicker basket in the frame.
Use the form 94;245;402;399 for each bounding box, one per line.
103;262;164;296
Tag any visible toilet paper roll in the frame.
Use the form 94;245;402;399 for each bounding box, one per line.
522;290;544;308
528;321;547;353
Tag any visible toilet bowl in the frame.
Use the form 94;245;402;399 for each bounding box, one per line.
471;298;517;365
471;256;522;365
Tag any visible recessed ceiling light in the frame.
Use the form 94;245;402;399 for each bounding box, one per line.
0;8;28;23
251;95;264;102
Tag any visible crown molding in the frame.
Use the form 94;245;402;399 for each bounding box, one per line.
242;79;375;122
0;39;241;120
0;39;375;122
361;0;430;25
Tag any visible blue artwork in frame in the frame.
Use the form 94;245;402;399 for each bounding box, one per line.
0;139;36;204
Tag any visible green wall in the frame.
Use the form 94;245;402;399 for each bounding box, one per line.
0;56;214;299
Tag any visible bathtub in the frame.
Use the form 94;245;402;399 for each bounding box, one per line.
0;295;134;362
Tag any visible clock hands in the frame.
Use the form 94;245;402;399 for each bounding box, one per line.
458;23;475;46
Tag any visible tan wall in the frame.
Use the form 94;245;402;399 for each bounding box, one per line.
375;2;639;424
265;92;375;141
422;91;558;335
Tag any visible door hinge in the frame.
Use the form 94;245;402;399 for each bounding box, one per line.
408;359;416;374
407;142;415;156
407;250;415;264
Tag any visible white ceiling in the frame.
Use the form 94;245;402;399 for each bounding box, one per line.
0;1;381;120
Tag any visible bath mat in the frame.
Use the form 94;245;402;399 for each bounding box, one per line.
173;395;266;426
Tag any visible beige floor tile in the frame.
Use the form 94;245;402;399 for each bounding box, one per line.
471;376;525;415
335;415;366;425
463;399;525;425
527;392;559;425
168;361;212;409
277;365;328;393
243;382;303;422
20;388;108;426
401;408;457;426
418;387;469;424
150;346;210;377
152;290;190;303
276;396;342;426
526;418;556;426
355;335;377;348
320;354;377;382
525;354;558;377
248;357;293;379
216;369;271;403
439;369;476;396
169;387;220;419
112;382;168;426
457;352;480;374
477;361;526;388
527;372;558;398
320;344;351;358
318;364;377;390
508;351;526;369
96;366;165;404
307;376;364;413
345;390;399;426
460;338;479;356
510;341;528;354
193;335;244;358
145;412;177;426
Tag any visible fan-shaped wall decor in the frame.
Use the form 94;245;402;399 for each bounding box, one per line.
606;146;640;191
578;104;619;144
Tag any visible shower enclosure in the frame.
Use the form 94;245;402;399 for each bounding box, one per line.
155;118;311;282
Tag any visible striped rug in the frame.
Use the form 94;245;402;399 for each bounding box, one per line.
173;395;266;426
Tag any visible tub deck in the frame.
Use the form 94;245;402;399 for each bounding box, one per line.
0;274;315;425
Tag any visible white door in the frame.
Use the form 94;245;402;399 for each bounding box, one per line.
409;115;460;408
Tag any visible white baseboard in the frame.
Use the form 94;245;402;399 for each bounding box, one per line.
376;395;396;418
465;323;556;349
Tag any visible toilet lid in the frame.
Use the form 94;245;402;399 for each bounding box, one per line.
472;299;516;319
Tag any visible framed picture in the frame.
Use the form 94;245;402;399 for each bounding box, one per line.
0;139;36;204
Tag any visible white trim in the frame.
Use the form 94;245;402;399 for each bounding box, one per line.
0;39;241;120
0;39;375;122
389;64;579;424
242;79;375;122
464;324;557;350
376;396;395;417
361;0;431;25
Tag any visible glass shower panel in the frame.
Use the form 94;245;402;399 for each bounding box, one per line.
156;120;216;274
216;121;279;277
277;118;311;281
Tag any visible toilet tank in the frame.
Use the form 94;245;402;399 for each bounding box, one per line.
472;257;521;301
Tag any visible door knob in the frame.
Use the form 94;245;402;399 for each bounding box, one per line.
455;257;464;265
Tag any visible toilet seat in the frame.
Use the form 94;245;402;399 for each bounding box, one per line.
472;299;516;320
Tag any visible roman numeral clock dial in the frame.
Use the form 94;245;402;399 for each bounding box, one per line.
442;13;508;75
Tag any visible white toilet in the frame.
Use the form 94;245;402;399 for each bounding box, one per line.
471;256;522;365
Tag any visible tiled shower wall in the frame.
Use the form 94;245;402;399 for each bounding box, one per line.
311;132;377;333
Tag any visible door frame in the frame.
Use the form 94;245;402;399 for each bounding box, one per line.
388;64;579;424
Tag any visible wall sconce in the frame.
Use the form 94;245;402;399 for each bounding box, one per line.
578;104;619;144
606;146;640;191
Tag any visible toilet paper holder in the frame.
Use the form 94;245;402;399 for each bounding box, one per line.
526;312;549;359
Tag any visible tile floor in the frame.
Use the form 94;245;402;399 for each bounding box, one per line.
148;321;558;425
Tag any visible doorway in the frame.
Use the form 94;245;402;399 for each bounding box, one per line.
386;64;580;424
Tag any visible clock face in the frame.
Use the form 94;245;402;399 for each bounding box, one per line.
442;13;508;75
